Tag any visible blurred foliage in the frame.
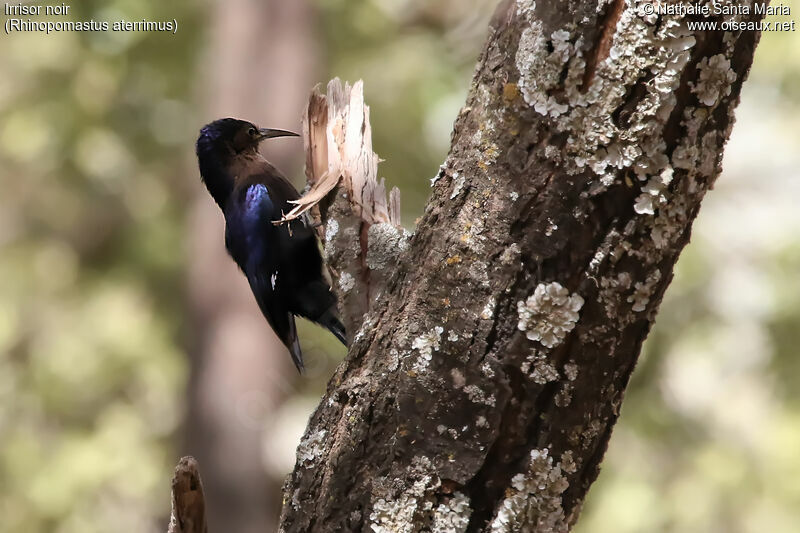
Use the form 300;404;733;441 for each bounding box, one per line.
0;1;203;531
0;1;799;532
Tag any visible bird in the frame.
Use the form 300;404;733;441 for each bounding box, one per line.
195;117;346;372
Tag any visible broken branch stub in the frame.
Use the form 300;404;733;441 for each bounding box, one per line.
279;79;400;226
167;456;208;533
281;79;405;336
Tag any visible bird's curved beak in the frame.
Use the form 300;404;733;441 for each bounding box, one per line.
257;128;300;141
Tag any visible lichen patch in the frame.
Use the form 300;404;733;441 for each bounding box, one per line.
367;222;410;271
692;54;737;107
514;6;699;190
515;22;576;117
369;457;442;532
481;296;497;320
464;384;497;407
323;218;340;258
450;172;466;200
296;429;327;467
634;166;674;215
411;326;444;373
490;448;569;533
627;269;662;312
431;492;472;533
520;351;560;385
324;218;339;242
517;282;584;348
339;272;355;293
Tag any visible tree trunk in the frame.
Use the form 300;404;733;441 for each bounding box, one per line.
185;2;318;532
277;1;768;532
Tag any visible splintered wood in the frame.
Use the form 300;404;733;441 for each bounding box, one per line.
167;456;209;533
278;79;401;228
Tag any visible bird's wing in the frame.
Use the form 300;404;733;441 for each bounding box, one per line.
234;183;305;372
245;268;304;372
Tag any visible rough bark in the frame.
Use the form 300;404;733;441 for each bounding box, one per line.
186;1;318;532
277;1;768;532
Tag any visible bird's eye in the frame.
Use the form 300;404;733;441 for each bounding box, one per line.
248;127;258;136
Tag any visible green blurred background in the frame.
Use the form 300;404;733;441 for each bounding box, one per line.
0;1;798;532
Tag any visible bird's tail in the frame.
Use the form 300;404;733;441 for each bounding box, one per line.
287;314;305;373
317;308;347;347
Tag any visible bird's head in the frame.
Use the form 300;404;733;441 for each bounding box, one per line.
196;118;299;208
196;118;299;157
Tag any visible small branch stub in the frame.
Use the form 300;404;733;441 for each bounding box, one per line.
167;456;209;533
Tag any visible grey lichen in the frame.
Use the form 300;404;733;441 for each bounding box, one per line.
490;448;569;533
368;463;472;533
367;222;410;271
560;451;577;474
388;348;400;372
296;429;327;467
324;219;339;258
325;218;339;242
555;383;573;407
515;0;535;17
480;296;497;320
634;167;674;215
369;492;419;533
693;54;737;107
353;314;376;344
517;282;584;348
514;4;699;191
500;243;522;265
369;457;438;533
478;142;501;170
507;0;737;320
582;419;604;448
588;230;618;275
563;362;579;381
450;368;466;389
430;492;472;533
437;425;461;440
598;272;633;319
464;384;496;407
544;218;559;237
430;164;446;187
411;326;444;373
627;269;662;312
458;216;488;255
450;172;466;199
643;107;710;251
339;272;355;293
515;21;575;116
520;351;560;385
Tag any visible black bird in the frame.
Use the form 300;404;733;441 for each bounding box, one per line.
196;118;346;371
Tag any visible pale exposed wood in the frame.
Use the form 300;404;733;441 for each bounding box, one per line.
278;80;401;227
